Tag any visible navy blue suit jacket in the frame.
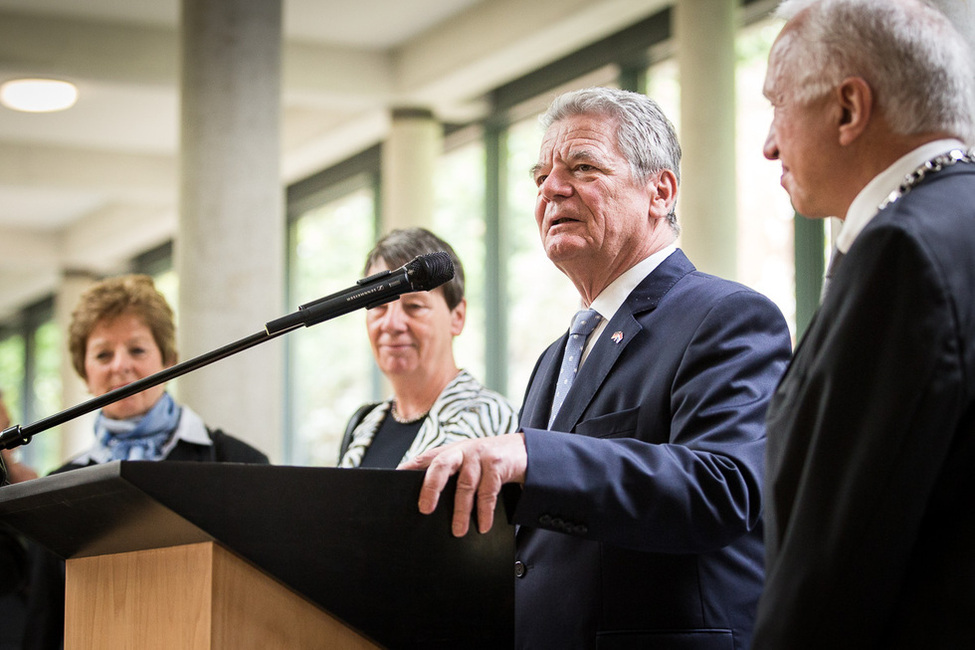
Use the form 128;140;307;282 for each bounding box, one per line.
512;249;792;649
754;163;975;649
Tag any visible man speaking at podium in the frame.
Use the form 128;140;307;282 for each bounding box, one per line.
404;87;792;649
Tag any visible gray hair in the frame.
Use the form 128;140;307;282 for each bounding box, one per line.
541;87;682;231
771;0;975;144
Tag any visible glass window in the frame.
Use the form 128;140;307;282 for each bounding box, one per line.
0;331;25;426
433;138;487;382
644;20;798;339
0;306;62;475
647;58;680;130
29;319;62;474
736;18;798;339
152;269;179;316
133;244;181;398
286;179;377;466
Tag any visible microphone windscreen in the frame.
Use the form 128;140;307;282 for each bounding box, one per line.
406;252;454;291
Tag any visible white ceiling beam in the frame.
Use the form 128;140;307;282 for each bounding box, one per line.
0;226;60;270
0;271;61;319
393;0;670;106
0;143;174;197
0;203;174;281
282;42;393;106
0;11;176;85
0;204;175;317
61;204;176;273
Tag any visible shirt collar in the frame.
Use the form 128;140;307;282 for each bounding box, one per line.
165;405;212;449
838;138;965;253
587;243;677;337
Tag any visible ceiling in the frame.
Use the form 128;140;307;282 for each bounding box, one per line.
0;0;669;318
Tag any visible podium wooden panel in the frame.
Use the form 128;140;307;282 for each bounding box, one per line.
0;462;514;648
65;542;378;649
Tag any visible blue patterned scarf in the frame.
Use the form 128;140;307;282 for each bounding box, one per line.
95;392;182;461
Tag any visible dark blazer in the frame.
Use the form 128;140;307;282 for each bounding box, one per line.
754;163;975;649
511;249;792;650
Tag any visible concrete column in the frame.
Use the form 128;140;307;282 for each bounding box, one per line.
381;108;441;232
177;0;284;460
675;0;737;279
55;271;99;461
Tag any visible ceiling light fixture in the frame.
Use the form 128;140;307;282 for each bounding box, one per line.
0;78;79;113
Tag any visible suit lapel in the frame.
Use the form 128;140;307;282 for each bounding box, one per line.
547;249;696;432
549;314;639;431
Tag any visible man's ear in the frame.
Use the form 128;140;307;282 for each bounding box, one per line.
648;169;678;220
836;76;872;146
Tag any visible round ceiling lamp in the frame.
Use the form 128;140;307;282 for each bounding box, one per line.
0;78;79;113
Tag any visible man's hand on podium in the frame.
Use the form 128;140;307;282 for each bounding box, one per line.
400;432;527;538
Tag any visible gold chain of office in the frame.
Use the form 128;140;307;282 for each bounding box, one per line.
879;147;975;211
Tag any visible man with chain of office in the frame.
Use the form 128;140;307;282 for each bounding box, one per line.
754;1;975;647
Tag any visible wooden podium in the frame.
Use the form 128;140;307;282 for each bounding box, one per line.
0;462;515;649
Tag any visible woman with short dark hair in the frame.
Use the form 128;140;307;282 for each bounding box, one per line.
339;228;517;468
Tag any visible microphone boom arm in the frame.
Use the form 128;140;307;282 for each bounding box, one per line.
0;328;280;452
0;252;454;453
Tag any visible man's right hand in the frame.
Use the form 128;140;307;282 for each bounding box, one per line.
400;433;527;537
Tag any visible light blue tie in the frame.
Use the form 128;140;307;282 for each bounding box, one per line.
549;309;601;428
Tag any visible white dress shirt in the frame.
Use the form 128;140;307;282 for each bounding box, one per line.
579;243;678;367
837;138;966;254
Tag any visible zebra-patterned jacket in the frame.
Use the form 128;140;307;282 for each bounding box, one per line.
338;369;518;468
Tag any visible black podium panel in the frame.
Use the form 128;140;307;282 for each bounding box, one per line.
0;462;514;649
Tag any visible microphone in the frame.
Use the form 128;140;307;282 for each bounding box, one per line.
265;251;454;335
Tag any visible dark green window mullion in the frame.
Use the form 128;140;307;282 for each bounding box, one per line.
793;212;826;339
484;118;508;397
618;65;648;95
369;172;384;401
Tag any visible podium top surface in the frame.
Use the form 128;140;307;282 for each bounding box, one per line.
0;461;514;649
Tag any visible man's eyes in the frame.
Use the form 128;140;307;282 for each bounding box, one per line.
534;165;598;187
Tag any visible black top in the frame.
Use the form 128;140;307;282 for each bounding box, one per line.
358;414;423;469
